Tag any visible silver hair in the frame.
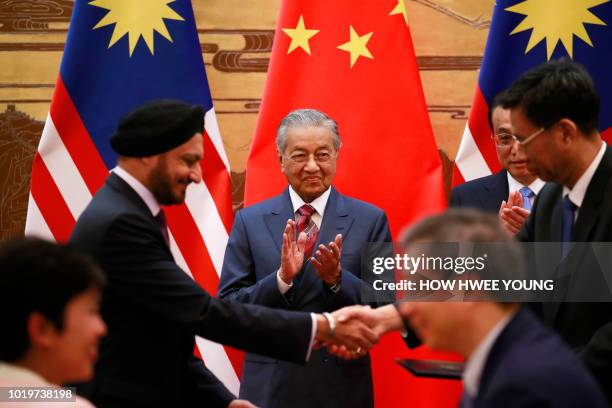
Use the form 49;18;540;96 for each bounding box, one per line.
276;109;341;152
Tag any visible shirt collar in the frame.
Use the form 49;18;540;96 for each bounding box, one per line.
112;166;161;217
462;312;515;398
0;363;49;385
563;142;606;208
506;173;546;196
288;186;331;217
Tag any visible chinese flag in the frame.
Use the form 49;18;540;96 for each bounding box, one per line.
245;0;459;407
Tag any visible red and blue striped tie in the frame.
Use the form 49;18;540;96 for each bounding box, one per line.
296;204;318;259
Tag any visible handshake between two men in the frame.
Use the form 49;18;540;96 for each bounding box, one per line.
314;303;408;359
281;218;407;358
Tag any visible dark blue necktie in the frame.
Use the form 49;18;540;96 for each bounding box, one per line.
459;391;474;408
519;186;534;211
561;196;577;256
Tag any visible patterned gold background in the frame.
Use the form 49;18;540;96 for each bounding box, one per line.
0;0;493;238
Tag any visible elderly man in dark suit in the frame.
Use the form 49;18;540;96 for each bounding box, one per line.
450;94;544;229
499;59;612;403
218;109;391;408
70;100;378;408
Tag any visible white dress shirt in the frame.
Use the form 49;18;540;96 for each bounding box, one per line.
112;166;161;217
288;185;331;229
462;313;514;399
563;142;607;221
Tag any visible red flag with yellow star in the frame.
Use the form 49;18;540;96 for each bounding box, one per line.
244;0;457;407
246;0;445;234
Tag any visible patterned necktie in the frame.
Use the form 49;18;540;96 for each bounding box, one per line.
155;209;170;248
562;195;577;256
519;186;534;211
296;204;318;259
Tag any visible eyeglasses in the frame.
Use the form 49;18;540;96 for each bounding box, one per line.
493;127;546;148
492;132;515;148
284;151;336;164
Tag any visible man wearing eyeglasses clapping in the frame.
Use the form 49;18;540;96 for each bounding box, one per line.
450;95;544;235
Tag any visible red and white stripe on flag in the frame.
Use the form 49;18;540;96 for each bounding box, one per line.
452;88;501;185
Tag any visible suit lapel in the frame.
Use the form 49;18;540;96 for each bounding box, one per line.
542;196;565;324
315;188;354;249
573;147;612;241
296;188;355;305
106;173;174;259
476;310;530;405
550;198;563;242
107;173;153;216
474;170;509;212
263;189;294;256
545;149;612;324
485;170;509;203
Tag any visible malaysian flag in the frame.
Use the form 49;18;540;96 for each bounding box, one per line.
453;0;612;184
24;0;242;394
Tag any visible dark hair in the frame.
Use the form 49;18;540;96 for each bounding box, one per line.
399;209;525;300
499;59;599;135
0;238;106;362
487;91;507;132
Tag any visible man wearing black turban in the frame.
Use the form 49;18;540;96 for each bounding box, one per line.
69;100;379;408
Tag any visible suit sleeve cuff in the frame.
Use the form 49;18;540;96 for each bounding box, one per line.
394;303;422;348
276;269;293;294
305;313;317;362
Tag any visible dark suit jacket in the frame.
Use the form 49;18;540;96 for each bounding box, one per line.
449;170;509;213
471;308;607;408
517;145;612;404
70;173;314;408
218;187;391;408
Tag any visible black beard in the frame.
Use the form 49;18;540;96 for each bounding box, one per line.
150;161;184;205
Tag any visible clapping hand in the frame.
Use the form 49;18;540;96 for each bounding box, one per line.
279;219;307;284
228;399;257;408
311;234;342;286
499;191;530;235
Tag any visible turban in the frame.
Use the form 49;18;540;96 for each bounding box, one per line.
110;99;204;157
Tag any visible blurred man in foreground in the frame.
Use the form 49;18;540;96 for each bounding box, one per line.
70;100;378;408
336;209;608;407
0;238;107;408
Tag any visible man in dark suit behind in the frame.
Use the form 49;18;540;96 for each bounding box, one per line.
499;59;612;403
69;100;378;408
218;109;390;408
450;96;544;226
394;210;607;408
